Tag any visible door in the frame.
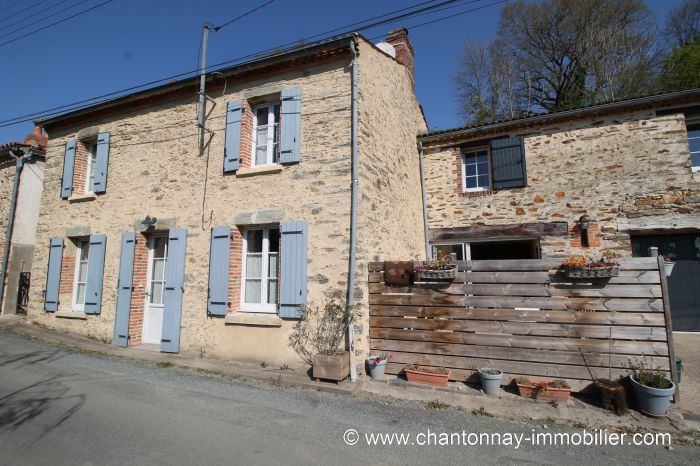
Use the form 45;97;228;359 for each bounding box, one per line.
631;233;700;331
143;235;168;344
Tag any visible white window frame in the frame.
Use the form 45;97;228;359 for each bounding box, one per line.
85;142;98;193
240;228;279;313
431;237;540;261
146;234;168;306
252;102;280;167
72;240;89;311
688;125;700;173
461;147;491;192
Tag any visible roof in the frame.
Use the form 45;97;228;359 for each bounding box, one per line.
419;88;700;145
38;33;358;130
0;126;47;155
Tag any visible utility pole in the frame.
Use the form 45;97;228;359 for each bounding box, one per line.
198;23;214;155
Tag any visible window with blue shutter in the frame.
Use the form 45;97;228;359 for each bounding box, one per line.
279;221;307;318
280;87;302;164
490;136;527;189
224;100;242;172
161;228;187;353
113;232;136;347
208;226;231;316
84;234;107;314
61;141;76;198
44;237;64;311
93;132;110;193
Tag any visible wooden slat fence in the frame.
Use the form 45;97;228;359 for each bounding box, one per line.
368;257;679;392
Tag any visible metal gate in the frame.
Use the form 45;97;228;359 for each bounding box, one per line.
16;272;29;315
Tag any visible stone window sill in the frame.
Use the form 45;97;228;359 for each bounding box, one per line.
68;193;97;203
56;310;87;319
236;165;283;178
225;312;283;327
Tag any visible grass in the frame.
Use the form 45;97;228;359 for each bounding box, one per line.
471;406;493;417
156;361;174;368
426;400;449;409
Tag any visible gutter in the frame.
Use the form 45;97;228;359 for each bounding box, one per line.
0;147;30;313
347;35;359;382
417;140;430;259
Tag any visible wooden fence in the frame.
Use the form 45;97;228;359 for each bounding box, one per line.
368;257;678;392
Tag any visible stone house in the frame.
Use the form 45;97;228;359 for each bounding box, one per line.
419;89;700;331
28;29;426;371
0;127;46;316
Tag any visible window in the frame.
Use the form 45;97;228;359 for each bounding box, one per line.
688;125;700;172
73;240;90;310
148;236;168;306
431;239;540;261
86;142;97;193
253;103;281;166
242;228;279;313
462;149;490;192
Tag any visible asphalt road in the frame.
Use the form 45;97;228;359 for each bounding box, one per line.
0;330;696;466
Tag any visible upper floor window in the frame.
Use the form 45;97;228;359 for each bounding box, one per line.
86;142;98;193
462;148;491;192
688;125;700;172
73;240;90;310
253;103;281;166
242;228;279;313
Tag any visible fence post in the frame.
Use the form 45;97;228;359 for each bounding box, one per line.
657;255;680;402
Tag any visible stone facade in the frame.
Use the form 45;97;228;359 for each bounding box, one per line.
27;35;425;368
422;108;700;258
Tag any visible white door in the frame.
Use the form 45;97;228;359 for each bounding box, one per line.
143;235;167;344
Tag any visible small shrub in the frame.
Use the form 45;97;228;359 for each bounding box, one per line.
405;364;449;375
471;406;493;417
594;378;628;415
426;400;449;409
628;360;673;389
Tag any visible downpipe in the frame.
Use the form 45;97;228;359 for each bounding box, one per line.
418;140;430;260
347;36;359;382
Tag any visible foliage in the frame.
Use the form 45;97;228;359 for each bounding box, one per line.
628;360;673;389
594;378;628;415
405;364;450;375
562;252;620;269
659;39;700;91
664;0;700;46
478;368;502;375
414;254;455;271
288;290;357;366
367;353;391;364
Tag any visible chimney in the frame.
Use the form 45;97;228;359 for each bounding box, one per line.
386;28;415;82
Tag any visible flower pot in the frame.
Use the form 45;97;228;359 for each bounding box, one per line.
366;357;388;381
564;266;619;278
594;379;627;415
629;373;675;417
414;265;457;281
404;365;450;387
517;379;571;403
664;261;675;277
478;368;503;396
312;352;350;382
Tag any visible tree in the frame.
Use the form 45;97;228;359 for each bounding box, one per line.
455;0;658;124
665;0;700;46
660;39;700;91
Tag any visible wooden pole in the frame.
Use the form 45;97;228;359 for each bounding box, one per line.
657;255;680;402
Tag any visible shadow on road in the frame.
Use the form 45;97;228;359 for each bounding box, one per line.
0;349;67;368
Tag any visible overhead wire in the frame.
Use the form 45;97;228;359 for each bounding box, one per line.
0;0;77;32
0;0;55;25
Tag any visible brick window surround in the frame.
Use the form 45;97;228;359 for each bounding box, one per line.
127;232;149;345
452;147;493;198
72;140;96;195
239;95;282;170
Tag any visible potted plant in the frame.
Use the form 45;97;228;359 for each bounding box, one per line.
628;361;675;417
366;354;391;380
593;378;627;415
662;256;675;277
516;377;572;403
561;251;620;278
288;290;357;383
478;368;503;396
404;364;450;387
414;254;457;281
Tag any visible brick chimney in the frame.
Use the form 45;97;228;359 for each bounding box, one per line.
386;28;415;82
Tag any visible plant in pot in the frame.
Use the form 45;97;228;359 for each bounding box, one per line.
404;364;450;387
478;368;503;396
561;251;620;278
593;379;627;415
516;377;572;403
662;255;675;277
628;361;675;417
366;353;391;380
288;290;357;383
414;254;457;281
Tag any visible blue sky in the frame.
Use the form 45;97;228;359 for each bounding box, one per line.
0;0;682;142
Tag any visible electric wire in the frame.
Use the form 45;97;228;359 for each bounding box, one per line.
0;0;90;40
0;0;55;25
213;0;275;32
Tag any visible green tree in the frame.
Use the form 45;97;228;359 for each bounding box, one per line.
660;39;700;91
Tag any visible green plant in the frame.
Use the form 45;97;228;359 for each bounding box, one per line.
288;289;358;366
628;360;673;389
415;254;455;271
471;406;493;417
156;361;173;368
426;400;449;409
479;368;501;375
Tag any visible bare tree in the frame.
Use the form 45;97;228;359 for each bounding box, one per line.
665;0;700;46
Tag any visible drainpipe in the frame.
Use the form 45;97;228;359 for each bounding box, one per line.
347;36;359;382
0;147;29;313
418;140;430;260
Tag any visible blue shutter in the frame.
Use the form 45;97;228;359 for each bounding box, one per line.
491;136;527;189
224;100;242;172
84;234;107;314
279;221;307;318
113;232;136;347
61;140;76;198
207;226;231;316
44;237;64;312
161;228;187;353
93;132;110;194
280;87;301;164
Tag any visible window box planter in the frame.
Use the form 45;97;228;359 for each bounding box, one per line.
414;264;457;281
563;266;619;278
313;352;350;382
516;378;571;403
404;365;450;387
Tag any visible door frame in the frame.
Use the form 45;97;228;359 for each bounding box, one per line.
143;233;167;344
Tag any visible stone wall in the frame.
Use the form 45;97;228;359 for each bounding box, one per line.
423;111;700;257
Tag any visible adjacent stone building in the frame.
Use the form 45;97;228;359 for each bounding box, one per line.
419;89;700;330
28;30;426;370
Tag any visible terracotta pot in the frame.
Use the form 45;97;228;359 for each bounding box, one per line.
404;366;450;387
517;379;571;402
